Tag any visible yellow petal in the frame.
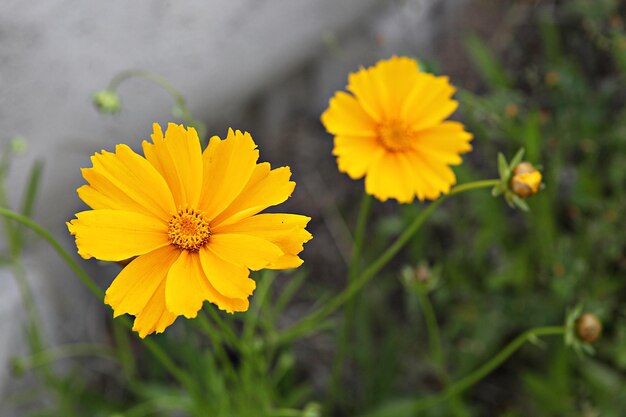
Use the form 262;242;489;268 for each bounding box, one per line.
400;150;441;201
81;144;176;220
132;279;177;338
413;121;473;163
268;254;305;269
347;65;386;122
213;213;312;270
67;210;169;261
321;91;377;137
169;252;250;314
77;185;118;210
210;164;295;227
209;233;283;271
206;288;249;313
333;135;385;179
411;101;459;132
197;129;259;219
142;123;204;208
408;148;457;197
199;247;256;299
104;245;180;318
165;251;208;318
374;56;420;114
401;73;458;130
364;151;416;203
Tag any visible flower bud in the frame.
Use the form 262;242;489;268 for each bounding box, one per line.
576;313;602;343
510;162;542;198
93;90;121;114
415;263;432;283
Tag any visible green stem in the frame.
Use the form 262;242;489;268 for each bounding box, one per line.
328;193;372;410
364;326;566;417
414;284;468;416
0;208;200;399
348;193;373;283
109;69;188;108
243;271;275;343
277;179;500;344
0;152;18;257
205;305;241;349
0;208;102;297
195;312;237;378
19;343;117;370
414;284;444;373
112;319;137;380
107;69;205;140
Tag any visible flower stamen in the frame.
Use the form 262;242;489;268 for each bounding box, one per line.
168;208;211;252
377;119;415;151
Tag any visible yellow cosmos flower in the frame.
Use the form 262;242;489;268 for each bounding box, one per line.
67;123;312;338
321;56;473;203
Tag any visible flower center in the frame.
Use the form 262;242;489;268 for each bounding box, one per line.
168;208;211;252
377;119;416;151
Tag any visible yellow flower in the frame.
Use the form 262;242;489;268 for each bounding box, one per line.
321;56;473;203
67;123;312;338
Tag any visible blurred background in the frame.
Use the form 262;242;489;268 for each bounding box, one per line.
1;0;625;416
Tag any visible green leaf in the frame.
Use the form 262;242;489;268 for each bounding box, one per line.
20;160;43;219
510;148;526;169
512;194;529;211
497;152;508;179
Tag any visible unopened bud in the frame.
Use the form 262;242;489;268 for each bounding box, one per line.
415;264;432;283
510;162;542;198
93;90;121;114
576;313;602;343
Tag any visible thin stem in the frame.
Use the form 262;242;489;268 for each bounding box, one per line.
414;284;468;416
414;285;444;372
348;193;373;283
243;271;275;343
107;69;205;140
363;326;566;417
0;153;18;257
108;69;188;107
0;208;102;298
328;193;372;410
19;343;117;370
277;179;500;344
112;319;137;380
0;208;200;399
205;305;241;349
195;312;237;379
